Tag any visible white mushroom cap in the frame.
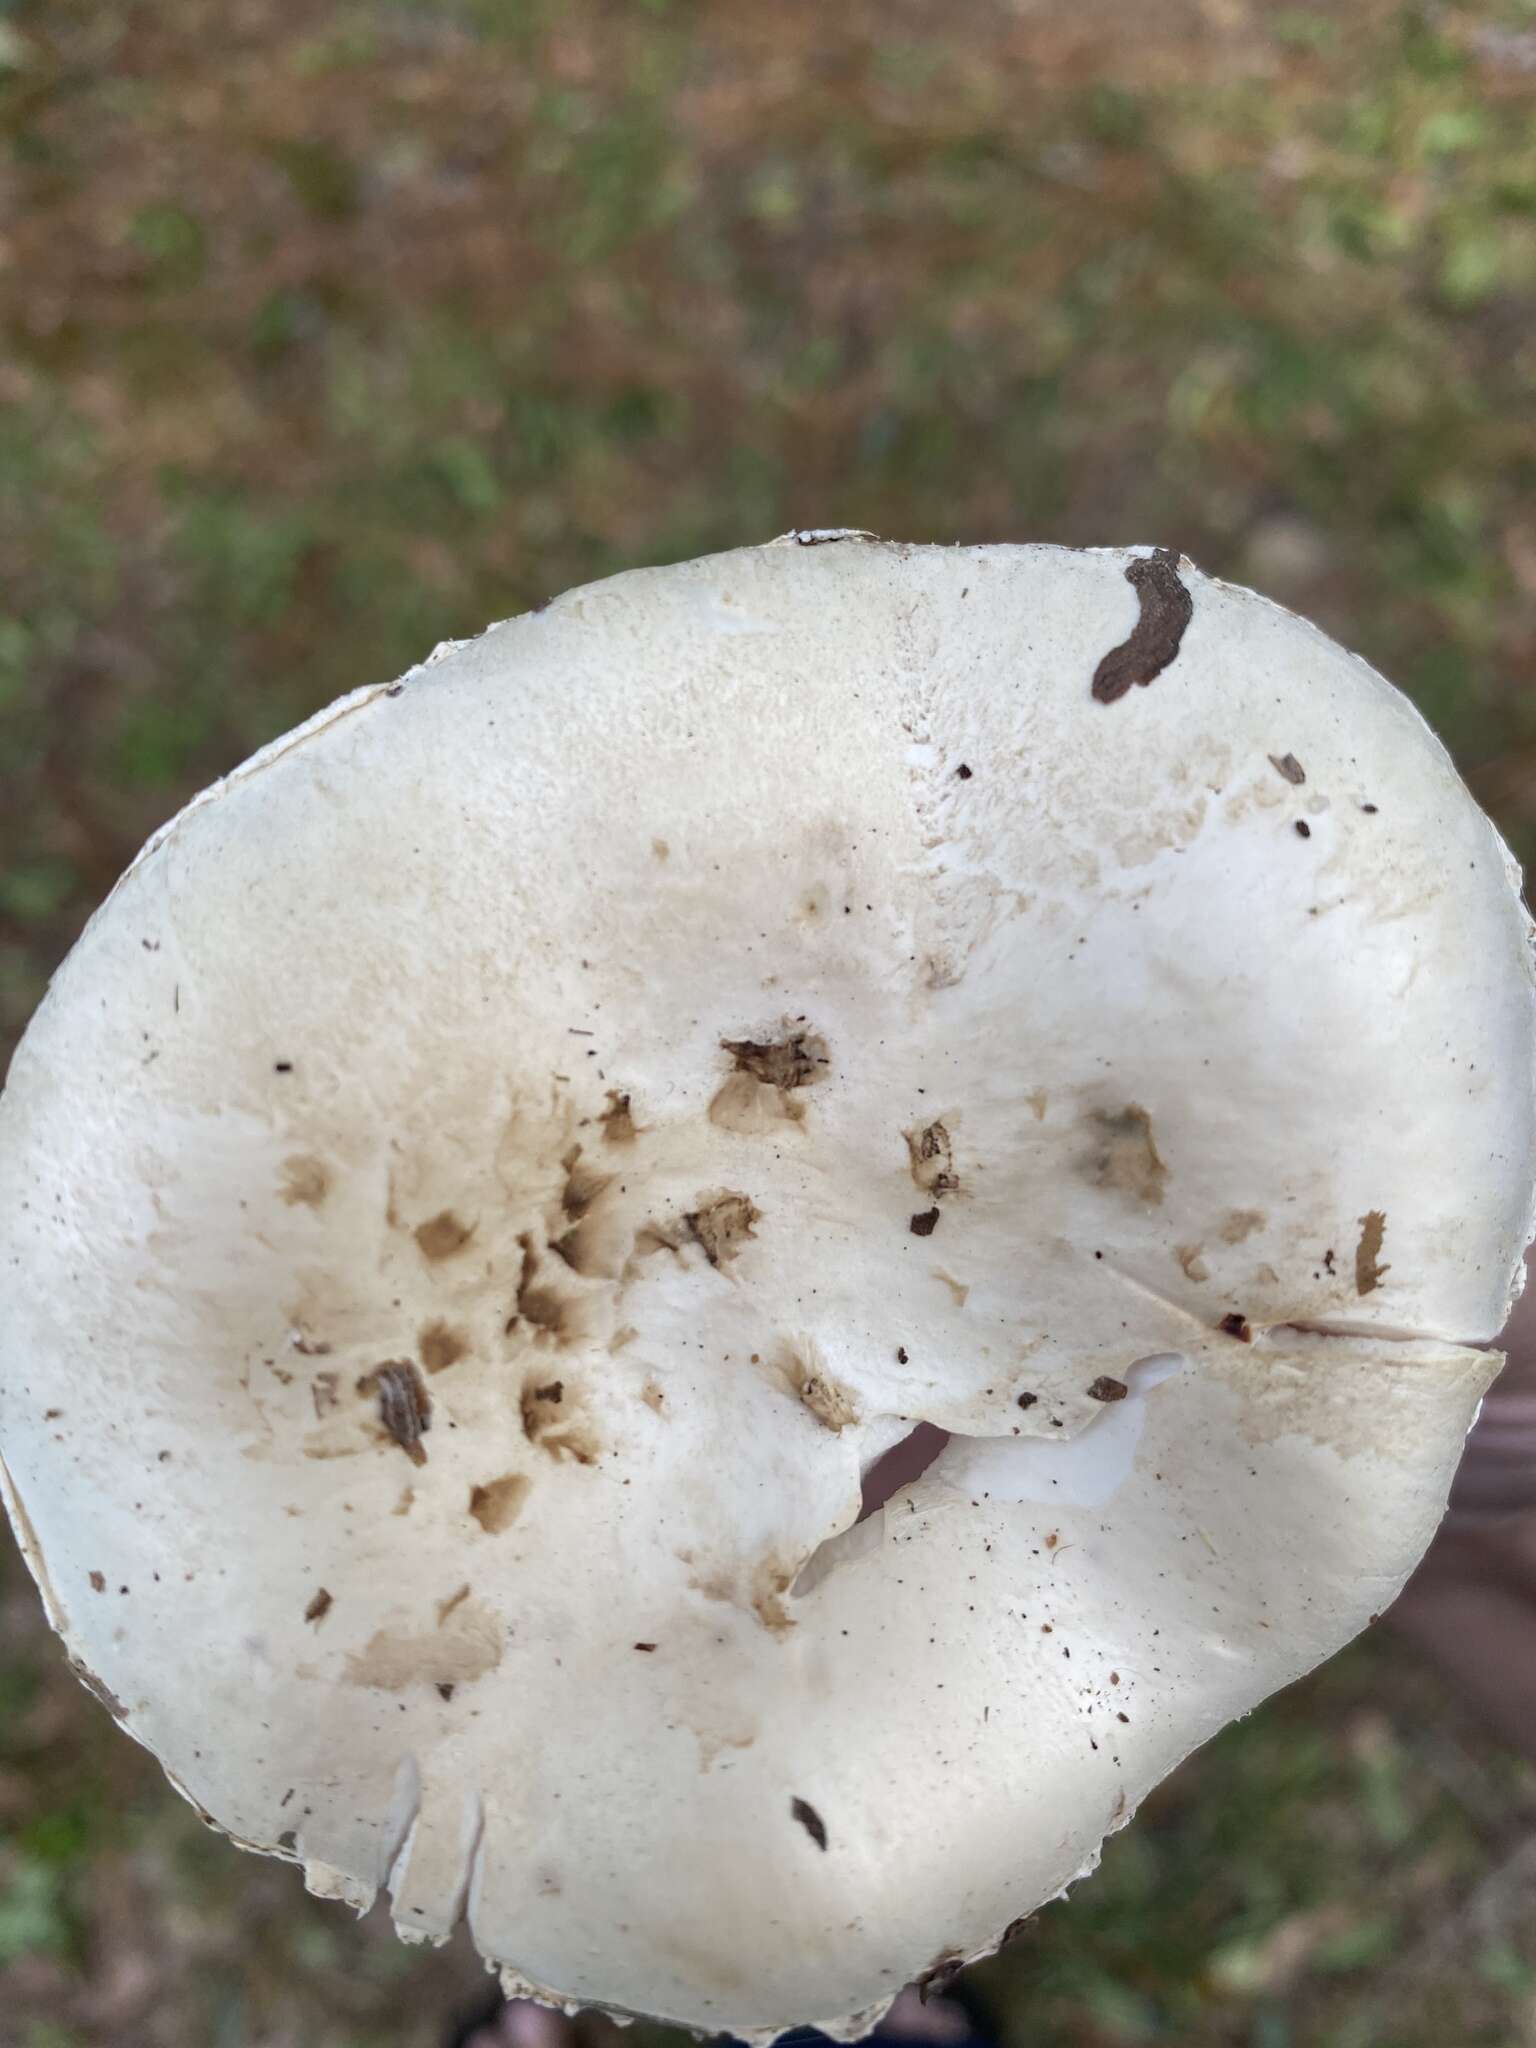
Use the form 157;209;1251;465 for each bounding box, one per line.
1;535;1532;2040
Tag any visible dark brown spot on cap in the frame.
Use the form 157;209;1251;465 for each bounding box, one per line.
1017;1391;1038;1410
910;1208;940;1237
469;1474;531;1534
1086;1376;1128;1403
1091;549;1193;706
1219;1312;1253;1342
414;1210;475;1262
1268;753;1306;785
360;1361;433;1465
721;1032;828;1090
419;1322;468;1375
305;1588;333;1625
1355;1210;1389;1295
790;1796;828;1850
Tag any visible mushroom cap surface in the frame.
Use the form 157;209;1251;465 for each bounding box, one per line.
2;536;1532;2040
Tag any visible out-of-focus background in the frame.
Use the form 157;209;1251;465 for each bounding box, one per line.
3;2;1536;2043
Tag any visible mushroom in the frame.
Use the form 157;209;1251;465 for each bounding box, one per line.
1;533;1532;2041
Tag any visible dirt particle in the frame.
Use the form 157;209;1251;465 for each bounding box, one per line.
1294;819;1312;839
1219;1312;1253;1342
1218;1209;1266;1245
1088;1104;1167;1206
752;1559;797;1633
905;1120;958;1198
1324;1247;1337;1274
437;1682;456;1701
785;1347;860;1432
1025;1089;1049;1121
720;1031;829;1091
89;1571;106;1592
414;1210;476;1262
311;1371;340;1417
358;1361;433;1466
684;1191;762;1268
896;1346;909;1364
909;1207;941;1237
304;1587;333;1625
934;1269;970;1308
790;1796;828;1851
955;763;973;780
651;838;670;862
345;1605;503;1692
70;1660;127;1719
1268;753;1306;785
469;1473;532;1533
513;1235;580;1343
559;1145;611;1221
599;1091;637;1145
634;1641;657;1653
280;1155;332;1208
917;1956;965;2003
419;1321;468;1375
1017;1392;1038;1410
1090;549;1193;706
436;1583;472;1625
1355;1210;1389;1295
1176;1243;1210;1282
1086;1376;1128;1403
520;1374;598;1463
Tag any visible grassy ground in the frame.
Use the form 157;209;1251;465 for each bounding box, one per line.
3;1;1536;2042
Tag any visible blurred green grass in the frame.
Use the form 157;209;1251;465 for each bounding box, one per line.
3;1;1536;2043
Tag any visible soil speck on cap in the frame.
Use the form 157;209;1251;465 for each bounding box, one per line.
1219;1312;1253;1342
1087;1376;1128;1402
956;763;973;779
304;1588;333;1625
1268;753;1306;785
559;1146;611;1221
685;1191;761;1268
513;1236;580;1342
600;1091;637;1145
1017;1392;1038;1410
634;1641;657;1652
520;1374;599;1463
89;1571;105;1592
70;1660;127;1719
419;1322;468;1374
910;1207;941;1237
1088;1104;1167;1206
469;1474;532;1533
906;1120;959;1197
414;1210;476;1262
359;1362;433;1465
784;1346;860;1432
280;1155;332;1208
1218;1209;1265;1244
436;1584;471;1625
1090;549;1193;706
1355;1211;1389;1295
918;1956;965;2003
1294;820;1312;839
790;1797;828;1850
753;1560;797;1633
721;1032;829;1091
